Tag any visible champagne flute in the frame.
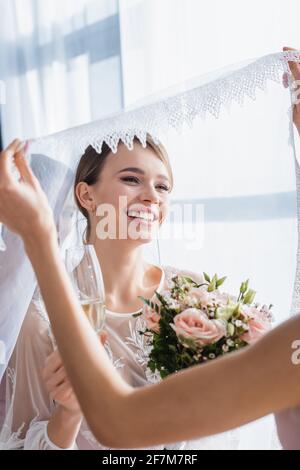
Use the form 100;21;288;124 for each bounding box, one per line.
65;245;106;333
0;224;6;251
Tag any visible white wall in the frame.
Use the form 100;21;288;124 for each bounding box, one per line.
119;0;300;105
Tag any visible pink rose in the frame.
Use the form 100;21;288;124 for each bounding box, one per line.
144;304;161;333
241;315;271;345
171;308;227;347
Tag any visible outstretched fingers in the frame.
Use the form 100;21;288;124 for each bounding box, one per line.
14;141;41;190
0;139;23;184
283;47;300;81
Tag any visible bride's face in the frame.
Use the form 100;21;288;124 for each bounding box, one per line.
88;143;171;243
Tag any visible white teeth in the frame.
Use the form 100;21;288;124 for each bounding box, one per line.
127;210;155;221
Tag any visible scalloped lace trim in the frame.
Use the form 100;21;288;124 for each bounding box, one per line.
30;52;300;159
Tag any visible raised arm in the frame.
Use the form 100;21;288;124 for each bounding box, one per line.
0;140;299;448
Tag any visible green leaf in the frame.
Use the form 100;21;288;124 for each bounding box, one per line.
216;276;227;288
207;274;217;292
243;289;256;305
239;279;249;295
177;335;198;352
182;276;197;285
155;291;169;307
233;302;242;316
160;369;169;379
227;322;235;336
203;272;211;283
132;312;143;318
138;295;151;306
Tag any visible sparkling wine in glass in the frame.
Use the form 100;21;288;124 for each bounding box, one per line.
0;224;6;252
65;245;106;332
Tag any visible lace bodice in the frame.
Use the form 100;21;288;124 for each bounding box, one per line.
0;265;190;450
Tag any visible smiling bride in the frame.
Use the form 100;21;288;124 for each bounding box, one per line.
0;135;200;450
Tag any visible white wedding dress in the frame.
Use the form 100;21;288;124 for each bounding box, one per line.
0;265;199;450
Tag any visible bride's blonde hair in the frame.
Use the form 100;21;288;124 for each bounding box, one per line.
74;134;173;240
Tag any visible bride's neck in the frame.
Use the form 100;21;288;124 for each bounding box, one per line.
92;238;149;299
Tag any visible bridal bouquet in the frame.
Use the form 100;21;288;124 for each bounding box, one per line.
138;273;274;379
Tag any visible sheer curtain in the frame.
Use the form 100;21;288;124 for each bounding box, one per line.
0;0;123;144
119;0;300;106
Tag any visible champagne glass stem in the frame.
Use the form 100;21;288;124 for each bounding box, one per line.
0;224;6;251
